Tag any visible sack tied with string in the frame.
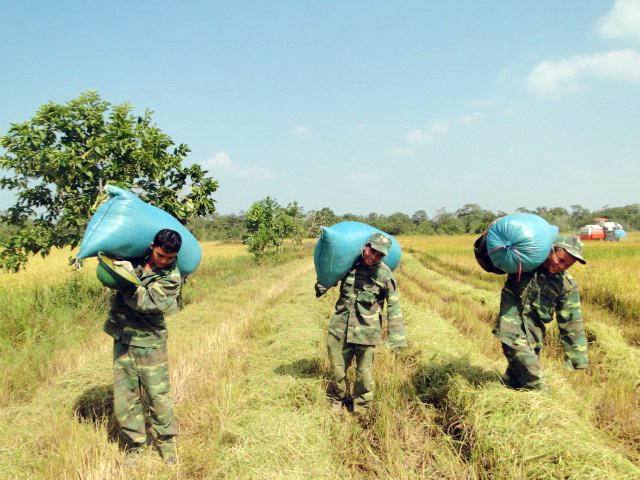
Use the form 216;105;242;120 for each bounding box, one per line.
314;221;402;287
474;213;559;275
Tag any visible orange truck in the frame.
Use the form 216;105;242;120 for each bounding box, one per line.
579;217;625;241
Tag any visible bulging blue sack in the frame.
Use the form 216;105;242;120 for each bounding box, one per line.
486;213;558;274
314;221;401;287
76;185;202;274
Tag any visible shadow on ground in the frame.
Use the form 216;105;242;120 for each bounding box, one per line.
73;384;119;442
413;356;501;406
274;357;324;378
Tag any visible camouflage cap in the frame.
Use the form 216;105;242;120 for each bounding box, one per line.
554;236;587;265
367;232;391;256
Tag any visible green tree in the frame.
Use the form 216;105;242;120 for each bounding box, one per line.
455;203;497;233
0;91;218;271
569;205;593;230
534;206;571;231
411;209;434;234
375;212;415;235
188;213;246;241
242;197;304;259
411;209;428;225
432;207;465;234
595;204;640;231
305;207;337;237
281;201;305;245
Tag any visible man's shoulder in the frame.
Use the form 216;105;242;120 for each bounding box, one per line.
560;271;578;291
375;262;395;281
534;270;577;293
376;261;391;272
155;264;182;284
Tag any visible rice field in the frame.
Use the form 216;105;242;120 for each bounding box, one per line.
0;235;638;479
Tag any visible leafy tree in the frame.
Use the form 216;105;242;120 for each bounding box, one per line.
432;207;465;234
595;204;640;231
281;201;305;244
455;203;497;234
305;207;337;237
242;197;304;259
411;209;434;234
376;212;415;235
0;91;218;271
411;209;428;225
189;213;246;241
569;205;593;230
533;207;571;232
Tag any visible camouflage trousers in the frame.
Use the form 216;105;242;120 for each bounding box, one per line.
327;333;375;412
113;341;178;445
496;318;547;391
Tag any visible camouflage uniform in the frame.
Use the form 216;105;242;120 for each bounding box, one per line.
326;259;406;411
493;268;588;391
103;257;182;447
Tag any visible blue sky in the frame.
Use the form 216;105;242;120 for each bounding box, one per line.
1;1;639;216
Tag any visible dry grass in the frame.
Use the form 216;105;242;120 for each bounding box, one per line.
2;235;639;478
397;235;640;466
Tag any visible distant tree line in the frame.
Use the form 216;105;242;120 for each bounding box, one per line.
187;202;640;242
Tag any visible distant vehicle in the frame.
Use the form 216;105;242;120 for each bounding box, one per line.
579;217;626;241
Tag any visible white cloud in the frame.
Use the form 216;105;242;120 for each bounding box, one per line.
528;49;640;96
290;125;311;137
205;152;232;168
458;112;483;125
406;121;449;144
201;152;275;180
597;0;640;42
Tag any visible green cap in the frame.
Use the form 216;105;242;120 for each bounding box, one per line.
96;252;142;289
367;233;392;256
553;236;587;265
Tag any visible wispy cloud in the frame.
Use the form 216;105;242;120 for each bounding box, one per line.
202;152;275;180
596;0;640;42
290;125;311;137
406;121;449;144
458;112;483;125
388;110;483;155
528;49;640;96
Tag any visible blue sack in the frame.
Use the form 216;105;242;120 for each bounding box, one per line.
486;213;558;274
76;185;202;274
314;221;401;287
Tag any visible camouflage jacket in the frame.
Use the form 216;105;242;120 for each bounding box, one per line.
104;256;182;347
493;268;588;368
328;260;406;347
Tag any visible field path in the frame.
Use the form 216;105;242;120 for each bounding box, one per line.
2;249;639;479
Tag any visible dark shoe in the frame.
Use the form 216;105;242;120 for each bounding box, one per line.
501;373;520;389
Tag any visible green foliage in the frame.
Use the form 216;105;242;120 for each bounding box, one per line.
0;91;218;271
432;208;466;234
0;213;18;244
305;207;337;237
597;204;640;230
186;203;640;242
0;272;106;404
189;213;246;241
242;197;305;259
455;203;498;234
